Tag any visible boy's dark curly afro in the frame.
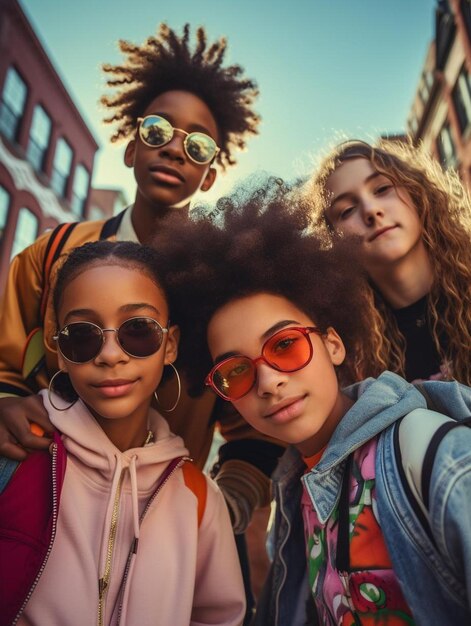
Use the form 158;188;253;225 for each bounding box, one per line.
152;179;382;396
101;23;260;169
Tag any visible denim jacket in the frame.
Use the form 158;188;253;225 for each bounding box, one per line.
253;371;471;626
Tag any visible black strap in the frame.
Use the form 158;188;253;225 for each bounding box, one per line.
335;455;352;573
99;210;126;239
212;439;286;478
0;382;30;397
335;455;363;625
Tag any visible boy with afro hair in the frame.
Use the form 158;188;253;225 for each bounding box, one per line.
0;24;276;618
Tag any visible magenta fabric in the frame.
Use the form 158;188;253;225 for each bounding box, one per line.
0;432;66;626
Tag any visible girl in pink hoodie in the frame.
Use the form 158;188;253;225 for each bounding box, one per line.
0;240;245;626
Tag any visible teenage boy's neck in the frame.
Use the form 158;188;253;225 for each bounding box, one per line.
131;198;190;244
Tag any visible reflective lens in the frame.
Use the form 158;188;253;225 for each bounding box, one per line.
55;317;167;363
138;115;219;164
139;115;173;147
206;326;318;400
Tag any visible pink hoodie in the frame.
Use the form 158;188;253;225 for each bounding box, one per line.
18;390;245;626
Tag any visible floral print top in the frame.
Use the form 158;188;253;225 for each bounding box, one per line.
302;438;415;625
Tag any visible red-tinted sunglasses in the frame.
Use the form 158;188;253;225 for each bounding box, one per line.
205;326;320;400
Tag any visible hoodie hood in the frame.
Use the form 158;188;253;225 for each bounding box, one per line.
40;389;189;491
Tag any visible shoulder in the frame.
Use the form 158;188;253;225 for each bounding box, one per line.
55;218;109;250
181;461;208;527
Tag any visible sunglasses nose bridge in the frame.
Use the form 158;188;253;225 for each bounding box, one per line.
162;126;189;150
98;328;127;356
252;354;274;372
253;357;289;397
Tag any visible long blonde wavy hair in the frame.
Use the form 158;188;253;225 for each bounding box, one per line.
305;139;471;385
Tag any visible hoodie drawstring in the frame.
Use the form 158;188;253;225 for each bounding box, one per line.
117;455;189;625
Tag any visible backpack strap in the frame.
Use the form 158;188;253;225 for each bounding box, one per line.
21;223;78;385
39;222;78;323
397;408;471;521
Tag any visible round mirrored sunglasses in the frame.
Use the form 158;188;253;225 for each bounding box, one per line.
137;115;220;165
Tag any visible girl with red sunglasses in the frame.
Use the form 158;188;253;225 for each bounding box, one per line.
0;240;245;626
152;180;471;626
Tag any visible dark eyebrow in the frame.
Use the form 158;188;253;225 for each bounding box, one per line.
153;112;213;137
63;303;161;324
329;171;383;209
119;303;161;316
261;319;300;340
213;320;301;365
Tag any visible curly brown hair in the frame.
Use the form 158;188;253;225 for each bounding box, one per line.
151;179;382;396
101;23;260;169
306;139;471;385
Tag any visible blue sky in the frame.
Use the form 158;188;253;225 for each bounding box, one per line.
21;0;437;207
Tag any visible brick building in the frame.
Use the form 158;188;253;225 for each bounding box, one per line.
0;0;100;291
408;0;471;185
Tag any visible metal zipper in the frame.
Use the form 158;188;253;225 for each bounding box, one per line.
97;469;124;626
12;443;59;625
273;481;292;626
115;457;188;625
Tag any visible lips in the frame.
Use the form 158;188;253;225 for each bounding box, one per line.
368;225;397;241
148;163;185;185
93;379;137;398
264;395;306;424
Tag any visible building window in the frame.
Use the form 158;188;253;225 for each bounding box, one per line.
0;185;11;243
418;70;434;106
437;122;458;169
70;164;90;218
436;1;456;70
10;208;39;259
452;66;471;134
26;105;52;172
424;71;434;90
0;66;28;142
418;77;429;105
50;138;73;198
408;115;419;137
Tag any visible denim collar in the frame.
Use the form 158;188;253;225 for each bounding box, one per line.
302;371;427;523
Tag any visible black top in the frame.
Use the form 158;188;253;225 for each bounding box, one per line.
392;296;443;381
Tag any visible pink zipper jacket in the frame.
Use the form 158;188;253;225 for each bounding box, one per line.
1;390;245;626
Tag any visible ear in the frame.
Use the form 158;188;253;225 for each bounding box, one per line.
164;324;180;365
124;140;136;168
200;166;217;192
322;327;346;366
57;351;68;374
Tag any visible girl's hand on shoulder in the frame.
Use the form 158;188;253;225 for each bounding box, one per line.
0;395;54;460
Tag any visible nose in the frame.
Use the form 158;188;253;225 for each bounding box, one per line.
159;132;186;164
362;196;384;225
95;330;129;365
256;362;288;397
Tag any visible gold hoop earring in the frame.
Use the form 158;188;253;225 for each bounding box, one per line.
154;362;181;412
48;369;77;412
